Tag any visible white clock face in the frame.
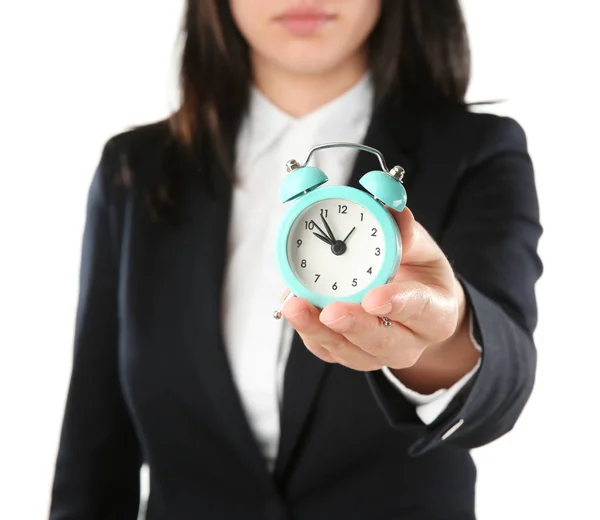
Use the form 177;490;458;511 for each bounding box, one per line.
287;198;386;298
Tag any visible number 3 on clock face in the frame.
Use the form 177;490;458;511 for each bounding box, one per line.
276;186;402;309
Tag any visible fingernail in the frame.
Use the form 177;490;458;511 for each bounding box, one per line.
323;314;352;332
366;301;392;315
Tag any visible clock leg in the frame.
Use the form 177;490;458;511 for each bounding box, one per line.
273;291;296;320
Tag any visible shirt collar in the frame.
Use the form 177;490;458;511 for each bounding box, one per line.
236;72;374;170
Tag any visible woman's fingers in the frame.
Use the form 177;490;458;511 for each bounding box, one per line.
319;301;423;369
281;285;456;371
282;297;383;371
362;280;458;344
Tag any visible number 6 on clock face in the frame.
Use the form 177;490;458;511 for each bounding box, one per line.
276;185;402;309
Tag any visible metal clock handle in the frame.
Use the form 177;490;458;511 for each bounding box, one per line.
290;142;405;182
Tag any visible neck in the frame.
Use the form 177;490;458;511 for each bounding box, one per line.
252;53;369;118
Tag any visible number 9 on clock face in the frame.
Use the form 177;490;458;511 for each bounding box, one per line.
276;186;401;309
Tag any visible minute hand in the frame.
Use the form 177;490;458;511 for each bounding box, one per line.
321;214;337;242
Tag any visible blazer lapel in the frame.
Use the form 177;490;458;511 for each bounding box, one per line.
274;103;421;480
174;152;270;479
348;102;420;193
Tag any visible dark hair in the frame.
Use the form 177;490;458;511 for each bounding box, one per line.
158;0;470;217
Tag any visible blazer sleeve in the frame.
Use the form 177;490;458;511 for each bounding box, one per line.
367;116;543;455
49;146;142;519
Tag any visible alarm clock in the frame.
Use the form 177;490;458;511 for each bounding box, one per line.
273;142;407;318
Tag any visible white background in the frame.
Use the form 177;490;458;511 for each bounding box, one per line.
1;1;599;518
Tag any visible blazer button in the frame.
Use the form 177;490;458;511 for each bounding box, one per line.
441;418;464;440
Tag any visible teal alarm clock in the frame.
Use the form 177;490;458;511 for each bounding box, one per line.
273;142;407;317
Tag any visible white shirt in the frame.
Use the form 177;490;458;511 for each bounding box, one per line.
222;74;481;470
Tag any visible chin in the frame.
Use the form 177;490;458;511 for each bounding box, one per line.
267;44;350;76
276;58;343;76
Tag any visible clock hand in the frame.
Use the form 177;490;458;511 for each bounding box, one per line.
313;232;332;245
321;214;337;242
342;227;356;243
310;220;333;244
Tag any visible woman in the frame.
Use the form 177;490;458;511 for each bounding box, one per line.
50;1;542;519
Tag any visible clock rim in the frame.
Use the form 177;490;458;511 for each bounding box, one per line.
276;185;401;309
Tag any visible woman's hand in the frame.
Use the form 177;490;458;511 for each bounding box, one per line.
281;207;481;393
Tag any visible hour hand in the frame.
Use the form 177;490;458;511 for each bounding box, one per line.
310;220;333;245
313;231;332;245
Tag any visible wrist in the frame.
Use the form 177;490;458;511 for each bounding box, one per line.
389;277;479;393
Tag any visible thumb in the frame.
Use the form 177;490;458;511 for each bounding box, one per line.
389;206;416;256
389;206;445;266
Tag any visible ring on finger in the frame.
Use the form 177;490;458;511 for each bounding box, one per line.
380;316;393;328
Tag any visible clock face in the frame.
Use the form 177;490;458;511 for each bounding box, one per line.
286;198;386;298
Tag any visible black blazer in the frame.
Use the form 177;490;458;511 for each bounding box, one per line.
49;102;543;520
